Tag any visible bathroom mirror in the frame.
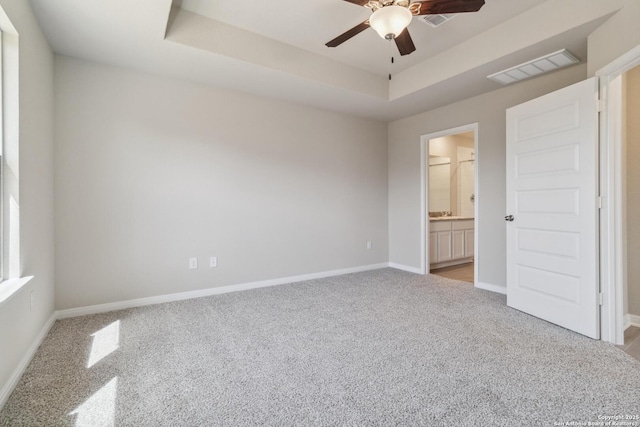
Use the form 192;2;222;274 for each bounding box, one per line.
428;156;450;212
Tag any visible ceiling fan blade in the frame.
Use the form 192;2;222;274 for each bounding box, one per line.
342;0;369;6
326;20;370;48
394;29;416;56
413;0;485;15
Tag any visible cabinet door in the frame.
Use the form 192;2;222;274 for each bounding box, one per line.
465;229;474;258
429;232;438;264
437;231;452;262
452;230;465;259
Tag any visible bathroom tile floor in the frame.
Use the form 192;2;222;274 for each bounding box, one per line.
431;262;474;284
617;326;640;362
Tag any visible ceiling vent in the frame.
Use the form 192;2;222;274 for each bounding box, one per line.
418;13;458;28
487;49;580;85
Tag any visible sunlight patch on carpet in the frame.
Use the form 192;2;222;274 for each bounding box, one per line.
87;321;120;368
69;377;118;427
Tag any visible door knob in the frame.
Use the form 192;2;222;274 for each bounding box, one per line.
505;215;514;222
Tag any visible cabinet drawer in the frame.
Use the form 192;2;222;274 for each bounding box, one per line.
430;221;451;232
452;220;474;230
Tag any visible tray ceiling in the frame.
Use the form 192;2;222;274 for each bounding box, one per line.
29;0;622;121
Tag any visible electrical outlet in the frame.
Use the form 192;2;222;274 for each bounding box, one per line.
189;258;198;269
366;241;372;250
210;256;217;268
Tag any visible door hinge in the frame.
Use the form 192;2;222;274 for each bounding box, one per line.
597;196;603;209
596;99;605;112
599;293;604;306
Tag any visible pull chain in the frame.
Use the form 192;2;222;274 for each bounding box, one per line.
388;38;394;80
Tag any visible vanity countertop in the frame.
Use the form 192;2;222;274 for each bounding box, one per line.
429;216;474;221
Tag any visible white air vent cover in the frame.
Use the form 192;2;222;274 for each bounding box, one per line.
487;49;580;85
419;13;458;28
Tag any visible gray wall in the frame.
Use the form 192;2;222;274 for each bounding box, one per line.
626;65;640;317
388;64;587;289
54;56;389;310
0;0;55;403
587;0;640;76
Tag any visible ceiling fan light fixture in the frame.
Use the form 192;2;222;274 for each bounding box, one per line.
369;5;412;40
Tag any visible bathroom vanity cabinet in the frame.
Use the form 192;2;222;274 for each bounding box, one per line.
429;219;474;268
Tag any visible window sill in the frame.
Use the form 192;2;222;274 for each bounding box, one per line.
0;276;34;308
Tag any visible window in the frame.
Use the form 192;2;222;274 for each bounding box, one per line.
0;10;31;303
0;23;22;283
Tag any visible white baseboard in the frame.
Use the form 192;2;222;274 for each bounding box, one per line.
625;313;640;329
56;263;389;319
388;263;424;274
475;281;506;295
624;314;630;330
0;313;56;410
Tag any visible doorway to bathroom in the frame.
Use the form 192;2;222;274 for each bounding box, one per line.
421;124;478;285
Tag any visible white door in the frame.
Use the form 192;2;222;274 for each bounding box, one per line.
506;77;599;339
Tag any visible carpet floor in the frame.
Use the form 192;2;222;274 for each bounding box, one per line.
1;268;639;426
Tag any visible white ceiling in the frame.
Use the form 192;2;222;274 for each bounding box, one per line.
29;0;622;121
178;0;540;77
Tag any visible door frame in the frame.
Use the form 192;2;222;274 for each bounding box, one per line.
420;122;479;283
597;44;640;344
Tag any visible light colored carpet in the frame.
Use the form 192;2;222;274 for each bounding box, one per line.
1;268;639;426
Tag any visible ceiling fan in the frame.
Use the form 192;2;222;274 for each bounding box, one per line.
326;0;485;56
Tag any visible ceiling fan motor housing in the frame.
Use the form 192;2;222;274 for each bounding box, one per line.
366;0;411;12
326;0;485;56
